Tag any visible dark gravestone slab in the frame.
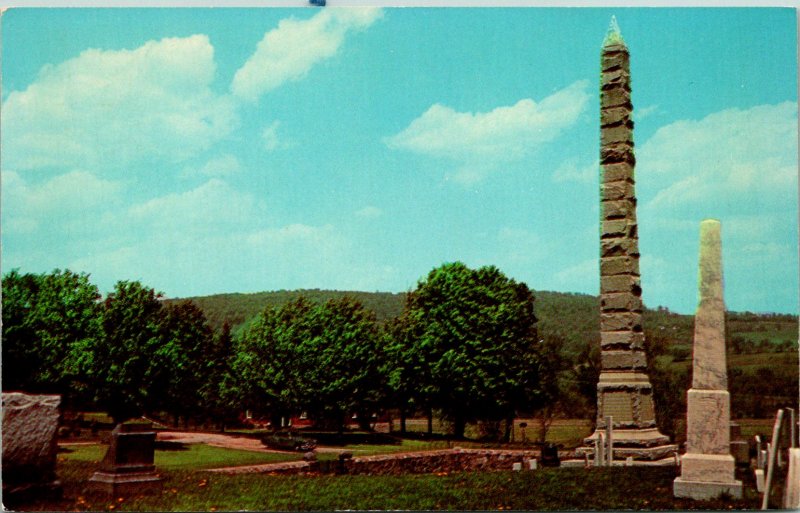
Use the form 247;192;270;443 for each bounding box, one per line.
86;422;162;496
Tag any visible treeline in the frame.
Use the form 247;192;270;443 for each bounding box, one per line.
3;266;797;437
1;264;561;438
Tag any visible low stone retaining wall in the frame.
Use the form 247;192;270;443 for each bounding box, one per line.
207;448;542;476
343;448;537;475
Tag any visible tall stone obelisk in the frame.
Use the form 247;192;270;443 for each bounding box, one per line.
674;220;743;499
583;17;676;461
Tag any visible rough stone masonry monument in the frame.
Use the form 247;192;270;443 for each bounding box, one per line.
673;220;743;499
581;18;676;462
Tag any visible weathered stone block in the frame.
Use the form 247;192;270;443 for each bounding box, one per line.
602;162;633;183
686;389;731;454
601;220;629;238
602;198;636;220
601;350;647;370
601;50;628;71
601;180;634;201
601;145;636;165
600;256;635;276
601;292;642;312
601;330;644;349
601;106;631;127
600;123;633;146
601;87;632;109
601;312;642;331
601;68;631;89
2;392;62;500
676;453;738;485
601;275;640;294
601;237;639;257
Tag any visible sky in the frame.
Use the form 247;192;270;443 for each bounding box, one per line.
1;7;797;314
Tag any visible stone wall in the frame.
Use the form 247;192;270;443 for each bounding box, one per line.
342;448;537;475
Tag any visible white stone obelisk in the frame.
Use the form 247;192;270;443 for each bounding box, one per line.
674;219;743;499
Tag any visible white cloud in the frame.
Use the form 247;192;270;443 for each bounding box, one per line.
2;169;122;234
635;104;659;121
261;121;293;152
355;206;383;219
639;101;797;216
2;35;238;173
634;101;798;313
386;80;590;182
128;178;257;234
553;158;597;184
231;8;383;102
187;155;242;178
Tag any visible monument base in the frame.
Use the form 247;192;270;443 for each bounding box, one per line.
673;477;743;500
578;428;678;461
86;470;162;497
673;453;741;500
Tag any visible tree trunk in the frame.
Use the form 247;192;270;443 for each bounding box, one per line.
453;416;466;439
426;409;433;435
399;409;407;434
503;416;513;443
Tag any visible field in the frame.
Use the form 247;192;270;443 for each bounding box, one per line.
17;442;766;511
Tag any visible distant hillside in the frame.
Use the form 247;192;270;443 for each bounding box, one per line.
165;287;797;356
164;289;407;333
167;287;798;418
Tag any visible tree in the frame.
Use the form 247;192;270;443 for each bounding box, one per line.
158;300;214;426
205;321;239;431
231;297;387;431
404;262;542;439
1;269;102;405
92;281;167;424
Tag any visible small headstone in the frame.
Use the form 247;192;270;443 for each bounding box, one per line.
528;458;538;470
625;456;633;466
783;448;800;509
755;469;765;493
540;443;560;467
303;451;317;462
2;393;62;503
512;462;522;471
86;422;162;496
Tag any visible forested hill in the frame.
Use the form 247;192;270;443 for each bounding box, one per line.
164;289;407;332
164;288;797;356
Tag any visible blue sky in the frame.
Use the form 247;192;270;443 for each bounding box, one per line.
2;7;797;314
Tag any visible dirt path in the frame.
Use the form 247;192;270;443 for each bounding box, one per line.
156;431;352;454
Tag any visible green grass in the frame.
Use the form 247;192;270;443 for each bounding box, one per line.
59;443;301;470
20;458;761;511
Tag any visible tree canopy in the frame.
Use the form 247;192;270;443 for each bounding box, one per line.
402;262;542;438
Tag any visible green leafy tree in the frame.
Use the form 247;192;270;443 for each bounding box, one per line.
205;321;239;430
404;262;541;439
158;300;214;427
231;297;386;431
92;281;167;424
1;269;101;405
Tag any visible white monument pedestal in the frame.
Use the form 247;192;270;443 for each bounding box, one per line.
673;454;742;499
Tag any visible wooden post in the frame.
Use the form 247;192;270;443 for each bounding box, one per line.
605;416;614;466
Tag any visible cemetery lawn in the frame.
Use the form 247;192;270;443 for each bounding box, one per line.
23;449;762;511
58;442;302;469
